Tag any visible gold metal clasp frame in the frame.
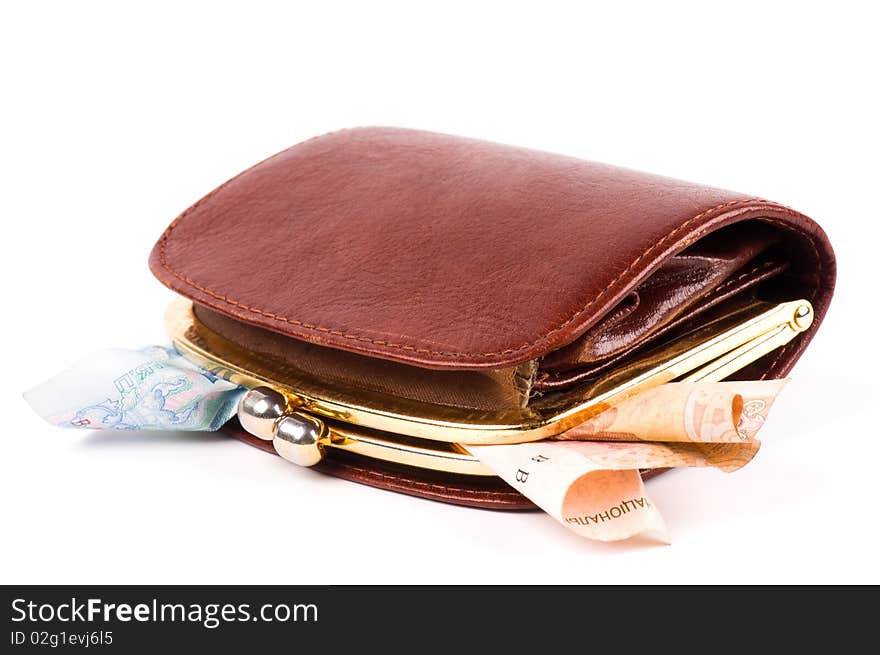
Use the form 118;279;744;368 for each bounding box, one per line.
166;297;813;476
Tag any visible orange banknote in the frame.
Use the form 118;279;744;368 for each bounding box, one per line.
469;380;787;542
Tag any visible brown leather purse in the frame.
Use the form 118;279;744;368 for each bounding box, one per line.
149;127;836;509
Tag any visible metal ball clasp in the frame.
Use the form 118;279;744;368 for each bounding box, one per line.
238;386;327;467
273;413;327;467
238;387;288;440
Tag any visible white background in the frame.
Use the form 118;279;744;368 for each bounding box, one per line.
1;1;878;584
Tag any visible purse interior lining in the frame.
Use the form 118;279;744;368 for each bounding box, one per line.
195;305;537;410
534;222;789;389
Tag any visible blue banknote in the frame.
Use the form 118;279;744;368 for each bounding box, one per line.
24;346;245;431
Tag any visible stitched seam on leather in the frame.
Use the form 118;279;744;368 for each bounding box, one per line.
159;189;804;360
535;259;787;387
710;260;780;296
759;345;790;381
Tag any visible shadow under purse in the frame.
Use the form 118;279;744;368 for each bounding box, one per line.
150;127;836;509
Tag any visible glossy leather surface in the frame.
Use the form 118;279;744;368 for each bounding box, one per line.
537;223;789;387
150;127;835;377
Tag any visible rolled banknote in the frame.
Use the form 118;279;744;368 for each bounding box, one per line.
557;379;787;443
24;346;244;431
468;439;761;542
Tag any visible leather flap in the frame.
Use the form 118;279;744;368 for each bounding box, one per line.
149;127;835;371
